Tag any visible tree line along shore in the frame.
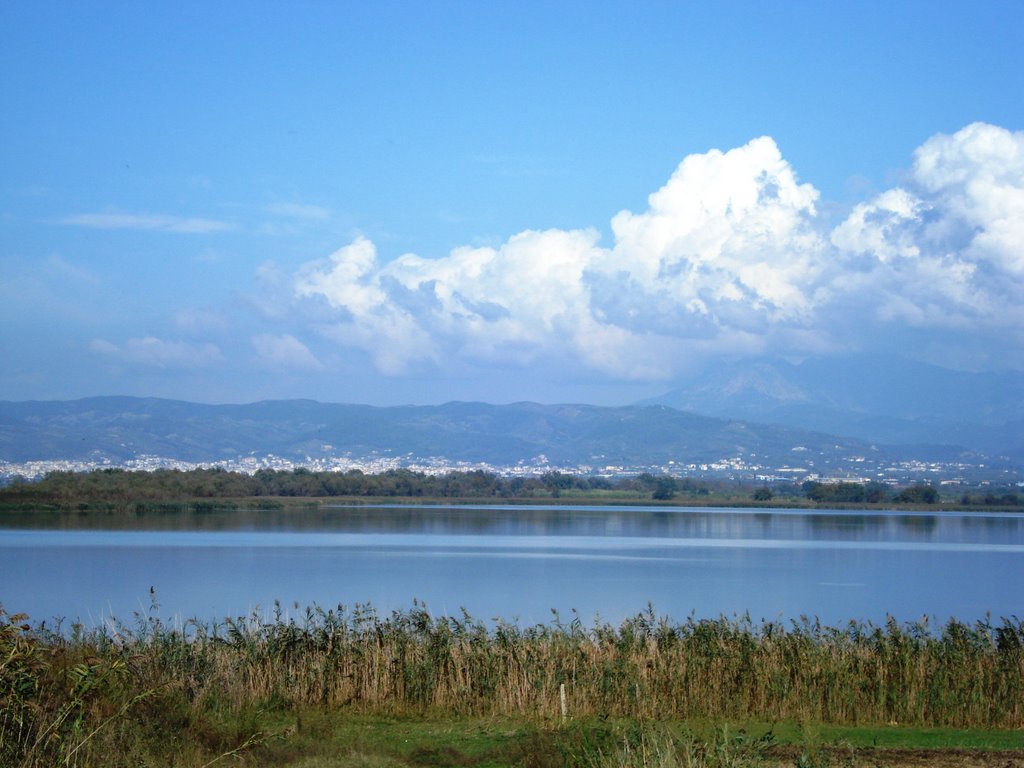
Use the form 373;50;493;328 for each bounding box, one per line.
2;467;1021;510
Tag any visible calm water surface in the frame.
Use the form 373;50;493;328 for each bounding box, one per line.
2;505;1022;627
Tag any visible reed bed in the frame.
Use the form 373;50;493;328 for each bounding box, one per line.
2;602;1022;766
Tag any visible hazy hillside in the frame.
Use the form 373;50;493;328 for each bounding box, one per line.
0;396;950;468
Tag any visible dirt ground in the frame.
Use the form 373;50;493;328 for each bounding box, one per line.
768;746;1024;768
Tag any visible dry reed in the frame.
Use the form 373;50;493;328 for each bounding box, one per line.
2;602;1022;766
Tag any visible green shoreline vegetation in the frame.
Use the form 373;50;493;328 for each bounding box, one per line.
1;467;1022;513
2;601;1023;767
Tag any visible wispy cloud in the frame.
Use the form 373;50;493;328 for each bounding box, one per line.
62;212;233;234
291;123;1024;377
91;337;224;368
46;254;99;284
264;202;330;220
471;154;560;178
174;308;230;337
251;333;323;370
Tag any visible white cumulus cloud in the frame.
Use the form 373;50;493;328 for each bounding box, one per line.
830;122;1024;334
291;123;1024;379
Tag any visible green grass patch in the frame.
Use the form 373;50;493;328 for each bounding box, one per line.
190;712;1024;767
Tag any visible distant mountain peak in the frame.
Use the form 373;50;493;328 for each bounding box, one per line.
717;365;809;402
641;355;1023;458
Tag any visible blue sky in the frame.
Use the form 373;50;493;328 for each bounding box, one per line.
2;2;1023;405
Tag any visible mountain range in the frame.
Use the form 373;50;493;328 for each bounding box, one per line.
0;395;1008;473
0;357;1018;471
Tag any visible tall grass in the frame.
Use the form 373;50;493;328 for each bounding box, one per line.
2;602;1021;765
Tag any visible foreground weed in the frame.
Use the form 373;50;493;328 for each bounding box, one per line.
576;722;776;768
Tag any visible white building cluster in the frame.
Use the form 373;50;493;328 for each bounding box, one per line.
2;447;1017;486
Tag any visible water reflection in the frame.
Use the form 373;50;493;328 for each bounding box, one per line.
1;504;1019;545
2;505;1022;627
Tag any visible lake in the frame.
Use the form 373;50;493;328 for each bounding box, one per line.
2;504;1022;628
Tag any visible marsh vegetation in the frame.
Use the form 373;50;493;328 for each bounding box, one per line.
2;601;1022;766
